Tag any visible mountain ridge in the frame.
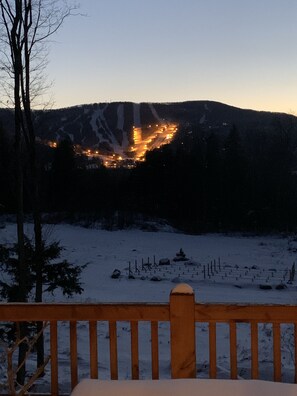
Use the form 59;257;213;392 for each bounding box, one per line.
0;100;295;159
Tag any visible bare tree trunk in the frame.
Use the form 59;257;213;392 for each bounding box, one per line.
12;0;28;384
14;55;28;390
22;32;45;368
1;0;78;381
15;114;26;304
30;148;45;370
15;120;28;386
33;183;45;371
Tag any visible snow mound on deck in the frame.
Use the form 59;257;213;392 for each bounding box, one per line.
71;379;297;396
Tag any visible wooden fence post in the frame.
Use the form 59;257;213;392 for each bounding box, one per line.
170;283;196;378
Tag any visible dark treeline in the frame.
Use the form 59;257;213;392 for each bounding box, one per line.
129;122;297;232
1;120;297;233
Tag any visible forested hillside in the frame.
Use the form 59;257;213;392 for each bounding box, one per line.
1;112;297;233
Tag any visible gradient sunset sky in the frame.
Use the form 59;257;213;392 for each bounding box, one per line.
47;0;297;114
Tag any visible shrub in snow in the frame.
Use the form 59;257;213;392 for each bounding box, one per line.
159;258;170;265
275;284;287;290
111;269;121;279
150;276;162;282
259;284;272;290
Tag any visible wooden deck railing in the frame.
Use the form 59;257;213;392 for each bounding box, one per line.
0;284;297;395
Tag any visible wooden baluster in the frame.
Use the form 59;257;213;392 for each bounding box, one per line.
251;322;259;379
109;321;118;380
89;321;98;379
229;322;237;379
70;321;78;389
209;322;217;379
151;321;159;379
50;321;58;396
131;321;139;379
273;322;281;382
295;323;297;384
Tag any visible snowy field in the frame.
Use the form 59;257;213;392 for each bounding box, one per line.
1;222;297;393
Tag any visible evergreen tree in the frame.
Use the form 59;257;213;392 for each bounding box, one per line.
267;124;297;229
51;139;77;211
0;125;14;211
0;235;86;333
205;133;222;228
222;125;247;228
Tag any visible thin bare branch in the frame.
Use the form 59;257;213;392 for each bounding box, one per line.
16;321;49;374
0;0;79;109
18;355;50;396
6;322;51;395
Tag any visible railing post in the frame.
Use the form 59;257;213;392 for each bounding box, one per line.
170;283;196;378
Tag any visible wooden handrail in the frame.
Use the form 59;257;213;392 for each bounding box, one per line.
195;303;297;322
2;302;297;322
0;303;170;321
1;285;297;394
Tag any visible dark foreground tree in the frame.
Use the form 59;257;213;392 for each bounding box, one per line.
0;237;85;302
0;0;78;383
0;235;86;387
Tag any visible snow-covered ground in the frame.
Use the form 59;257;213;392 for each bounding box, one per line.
2;223;296;304
1;223;297;393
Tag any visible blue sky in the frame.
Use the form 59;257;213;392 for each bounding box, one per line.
47;0;297;113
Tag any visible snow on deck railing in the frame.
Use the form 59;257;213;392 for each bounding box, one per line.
0;284;297;395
